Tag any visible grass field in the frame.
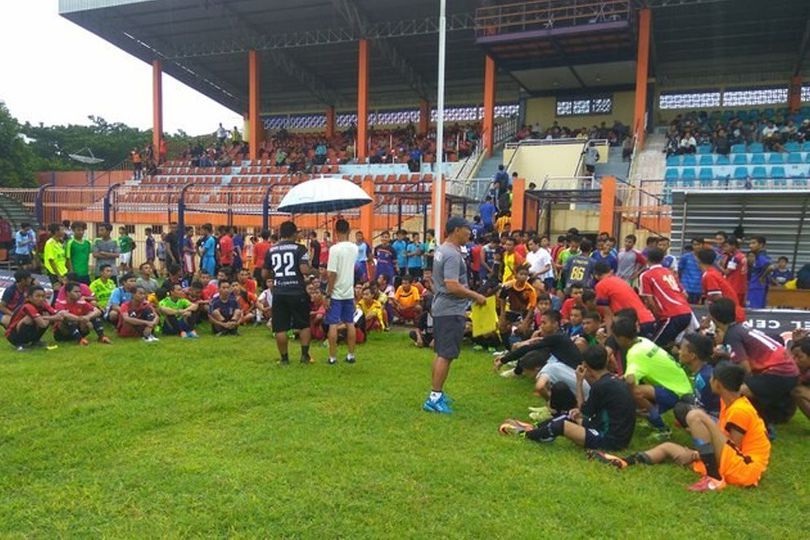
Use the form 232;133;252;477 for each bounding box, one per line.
1;327;807;538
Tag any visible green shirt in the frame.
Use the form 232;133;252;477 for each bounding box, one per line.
67;238;92;277
89;277;117;309
625;337;693;397
119;235;134;254
43;237;67;276
158;296;192;322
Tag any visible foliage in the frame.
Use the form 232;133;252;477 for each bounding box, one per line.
0;102;38;187
0;328;807;537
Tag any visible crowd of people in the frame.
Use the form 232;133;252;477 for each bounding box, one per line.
665;111;810;157
515;119;631;149
2;211;809;493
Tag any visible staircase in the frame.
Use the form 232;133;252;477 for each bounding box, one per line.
595;146;631;179
0;193;38;230
478;148;505;181
629;133;667;185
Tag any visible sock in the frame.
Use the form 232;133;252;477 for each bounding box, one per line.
624;452;652;466
697;443;720;479
429;391;443;402
329;357;337;363
647;405;667;431
301;345;310;358
281;353;289;363
549;416;566;437
347;353;355;360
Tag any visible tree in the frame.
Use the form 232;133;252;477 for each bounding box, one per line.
0;102;37;187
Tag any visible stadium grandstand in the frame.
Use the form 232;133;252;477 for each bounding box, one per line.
2;0;810;300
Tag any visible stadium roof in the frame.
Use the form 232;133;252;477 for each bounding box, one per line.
59;0;810;115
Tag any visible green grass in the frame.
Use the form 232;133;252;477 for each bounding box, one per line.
0;327;807;538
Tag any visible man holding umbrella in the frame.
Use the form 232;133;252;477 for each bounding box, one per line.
423;217;487;414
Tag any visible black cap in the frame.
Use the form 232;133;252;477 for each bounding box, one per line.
445;216;470;235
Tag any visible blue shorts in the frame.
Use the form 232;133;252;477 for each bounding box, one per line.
325;298;355;325
653;385;681;414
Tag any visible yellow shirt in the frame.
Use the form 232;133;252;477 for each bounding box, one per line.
496;215;511;233
44;237;67;276
503;251;520;283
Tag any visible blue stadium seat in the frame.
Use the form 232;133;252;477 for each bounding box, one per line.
666;155;681;167
751;167;768;186
788;152;803;164
698;168;714;186
768;153;784;164
750;153;766;165
696;145;712;154
681;168;696;186
732;154;748;165
698;154;714;166
733;167;749;180
763;108;775;119
665;168;679;183
793;177;808;188
731;144;746;154
748;143;764;153
771;166;786;178
802;142;810;152
715;155;730;166
682;155;697;166
784;142;801;152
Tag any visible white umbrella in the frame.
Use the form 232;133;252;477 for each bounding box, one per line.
277;176;372;214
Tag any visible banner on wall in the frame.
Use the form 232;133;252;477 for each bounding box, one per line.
693;305;810;336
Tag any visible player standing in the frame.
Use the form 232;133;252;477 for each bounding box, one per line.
264;221;313;365
638;248;694;348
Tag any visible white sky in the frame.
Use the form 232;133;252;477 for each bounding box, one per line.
0;1;243;135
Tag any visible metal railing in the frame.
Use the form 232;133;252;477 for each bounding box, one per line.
504;138;607;178
475;0;632;37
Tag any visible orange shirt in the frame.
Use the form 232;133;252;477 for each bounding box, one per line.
395;285;421;309
718;396;770;468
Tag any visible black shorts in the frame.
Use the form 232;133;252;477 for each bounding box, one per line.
8;323;47;347
433;315;466;360
653;313;692;347
272;292;311;333
745;373;799;424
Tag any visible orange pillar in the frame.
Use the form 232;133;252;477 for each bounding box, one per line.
357;39;370;163
248;49;263;161
599;176;617;237
152;59;163;156
511;177;526;231
360;176;374;241
431;178;447;240
633;8;651;148
789;75;802;113
482;55;496;157
419;99;430;135
325;106;336;139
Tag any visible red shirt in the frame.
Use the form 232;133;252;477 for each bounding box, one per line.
253;241;271;271
240;278;257;296
594;275;655;324
702;267;746;323
6;302;55;337
638;265;692;319
55;298;95;317
514;243;527;259
219;235;234;265
560;297;577;320
471;244;482;272
319;240;330;266
203;281;218;300
722;250;748;297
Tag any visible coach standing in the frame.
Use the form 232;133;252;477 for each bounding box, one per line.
423;217;487;414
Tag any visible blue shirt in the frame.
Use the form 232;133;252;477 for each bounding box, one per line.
771;268;794;286
677;252;703;294
471;223;485;241
108;287;132;310
356;241;370;264
749;251;771;290
392;239;409;268
693;363;720;416
202;236;216;260
209;293;239;319
374;244;395;268
590;251;618;274
479;202;496;226
406;242;423;269
14;230;35;255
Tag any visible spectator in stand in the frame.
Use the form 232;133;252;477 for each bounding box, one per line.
770;256;794;286
131;148;142;180
678;130;696;154
713;128;731;156
583;141;599;174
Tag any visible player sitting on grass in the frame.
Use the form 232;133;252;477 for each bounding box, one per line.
500;345;636;452
592;362;771;493
106;272;137;325
117;286;159;342
209;279;241;336
392;275;422;324
158;283;200;338
677;333;720;419
709;298;799;433
5;285;64;350
54;281;109;345
358;287;386;332
612;317;694;440
574;310;602;350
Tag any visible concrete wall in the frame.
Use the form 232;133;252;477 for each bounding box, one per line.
502;141;607;186
38;170;131;187
524;91;635;131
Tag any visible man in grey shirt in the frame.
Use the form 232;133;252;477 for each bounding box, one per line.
93;223;120;279
423;216;487;415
